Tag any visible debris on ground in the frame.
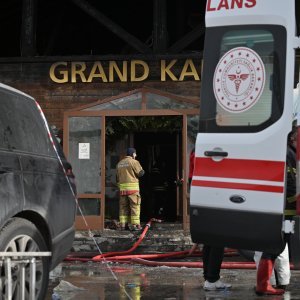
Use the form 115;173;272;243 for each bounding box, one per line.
54;280;86;292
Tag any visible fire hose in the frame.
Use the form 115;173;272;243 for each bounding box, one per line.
64;218;260;269
132;258;257;269
92;218;158;260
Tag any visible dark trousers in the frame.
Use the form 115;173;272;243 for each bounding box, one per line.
153;191;167;217
203;245;224;283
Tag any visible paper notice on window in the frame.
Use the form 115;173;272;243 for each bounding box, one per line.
78;143;90;159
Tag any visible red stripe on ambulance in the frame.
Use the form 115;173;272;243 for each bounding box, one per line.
192;180;284;193
193;157;285;182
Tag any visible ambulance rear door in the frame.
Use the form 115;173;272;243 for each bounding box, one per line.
190;0;296;254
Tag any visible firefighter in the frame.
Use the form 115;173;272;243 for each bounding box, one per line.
189;147;231;291
255;126;297;296
116;148;145;231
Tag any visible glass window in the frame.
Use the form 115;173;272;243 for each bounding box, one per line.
199;25;286;133
0;88;55;155
69;117;102;194
105;151;120;220
83;93;142;111
146;93;199;109
77;198;101;216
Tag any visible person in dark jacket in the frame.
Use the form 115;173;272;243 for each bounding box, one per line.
189;148;231;291
256;127;297;296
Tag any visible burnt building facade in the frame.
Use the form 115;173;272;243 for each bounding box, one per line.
0;0;206;230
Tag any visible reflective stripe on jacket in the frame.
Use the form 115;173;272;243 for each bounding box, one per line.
119;182;140;195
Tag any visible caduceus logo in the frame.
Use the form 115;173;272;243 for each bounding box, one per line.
213;47;265;113
228;67;249;94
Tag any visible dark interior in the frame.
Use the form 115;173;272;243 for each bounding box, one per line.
134;132;179;222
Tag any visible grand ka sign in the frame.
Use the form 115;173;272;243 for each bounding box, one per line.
49;59;201;83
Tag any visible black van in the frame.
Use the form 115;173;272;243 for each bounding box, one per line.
0;83;76;299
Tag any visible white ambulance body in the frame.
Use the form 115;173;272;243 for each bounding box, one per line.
190;0;300;257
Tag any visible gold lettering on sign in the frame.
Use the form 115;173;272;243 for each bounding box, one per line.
71;62;87;83
161;60;178;81
49;62;68;83
87;62;108;82
179;59;200;81
109;61;127;82
49;59;201;83
131;60;149;82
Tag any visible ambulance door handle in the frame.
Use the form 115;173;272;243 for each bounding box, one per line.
204;151;228;157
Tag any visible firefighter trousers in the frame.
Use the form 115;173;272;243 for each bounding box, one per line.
119;192;141;225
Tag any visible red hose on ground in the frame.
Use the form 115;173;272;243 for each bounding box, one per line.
91;248;237;262
64;255;292;270
67;248;238;259
92;218;158;261
65;218;254;269
64;253;295;271
94;251;191;261
66;250;241;263
65;251;190;262
131;258;257;269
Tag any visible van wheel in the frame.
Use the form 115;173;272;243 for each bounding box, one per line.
0;218;50;300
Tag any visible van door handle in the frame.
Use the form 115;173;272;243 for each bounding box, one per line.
204;151;228;157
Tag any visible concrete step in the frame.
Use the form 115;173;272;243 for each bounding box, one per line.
72;223;193;253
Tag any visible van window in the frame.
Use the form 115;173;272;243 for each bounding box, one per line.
0;88;55;155
199;25;286;133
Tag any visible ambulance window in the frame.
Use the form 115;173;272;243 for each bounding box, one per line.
217;30;274;127
199;25;286;133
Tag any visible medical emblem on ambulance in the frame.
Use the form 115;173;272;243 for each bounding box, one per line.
213;47;265;113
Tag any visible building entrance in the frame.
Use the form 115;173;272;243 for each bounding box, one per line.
104;116;182;224
64;88;199;230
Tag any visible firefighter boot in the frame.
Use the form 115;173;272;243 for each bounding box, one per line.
118;223;126;230
256;259;285;295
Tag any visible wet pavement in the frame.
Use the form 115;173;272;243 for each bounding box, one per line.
45;261;300;300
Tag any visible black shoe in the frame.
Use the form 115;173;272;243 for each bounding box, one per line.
277;285;288;290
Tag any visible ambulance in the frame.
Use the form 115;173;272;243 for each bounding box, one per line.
190;0;300;263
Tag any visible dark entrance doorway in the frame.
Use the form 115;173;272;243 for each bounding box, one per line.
134;132;179;222
104;115;182;224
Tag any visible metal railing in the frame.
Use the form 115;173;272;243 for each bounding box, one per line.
0;252;51;300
